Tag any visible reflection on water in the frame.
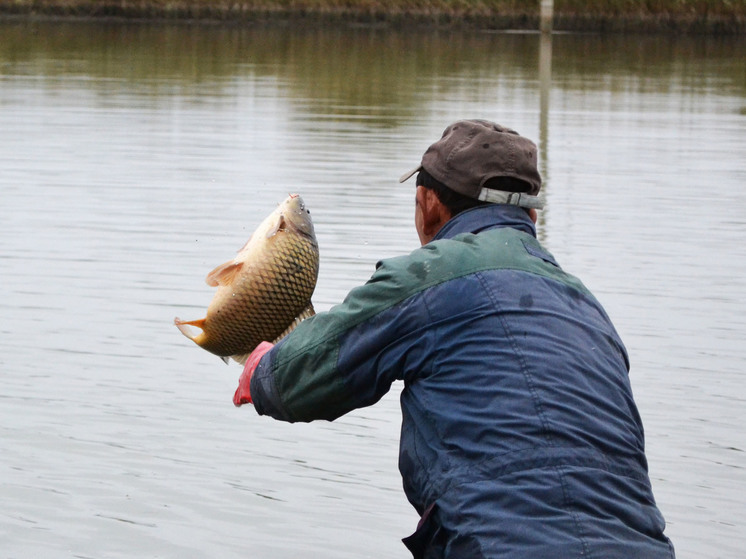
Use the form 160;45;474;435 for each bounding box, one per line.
539;31;552;180
1;19;745;558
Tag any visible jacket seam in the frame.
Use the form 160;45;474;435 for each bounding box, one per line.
409;294;442;493
556;464;593;559
475;270;555;444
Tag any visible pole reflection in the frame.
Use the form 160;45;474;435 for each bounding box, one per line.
538;29;552;191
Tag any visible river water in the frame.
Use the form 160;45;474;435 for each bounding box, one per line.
0;19;744;559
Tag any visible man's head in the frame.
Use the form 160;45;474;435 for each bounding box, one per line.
401;119;543;244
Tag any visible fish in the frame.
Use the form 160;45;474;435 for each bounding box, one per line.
174;194;319;364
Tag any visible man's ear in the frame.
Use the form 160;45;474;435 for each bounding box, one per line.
419;187;452;239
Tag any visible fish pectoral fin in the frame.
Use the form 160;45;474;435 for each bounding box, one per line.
205;260;244;287
266;214;284;239
174;317;206;340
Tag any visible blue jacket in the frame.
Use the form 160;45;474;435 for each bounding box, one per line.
250;204;675;558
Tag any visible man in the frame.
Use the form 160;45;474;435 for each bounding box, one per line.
234;120;675;558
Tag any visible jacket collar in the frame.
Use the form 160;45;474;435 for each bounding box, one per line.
432;204;537;242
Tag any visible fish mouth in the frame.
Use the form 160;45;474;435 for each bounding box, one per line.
281;195;316;239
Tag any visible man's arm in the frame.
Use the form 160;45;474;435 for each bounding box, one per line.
245;250;434;422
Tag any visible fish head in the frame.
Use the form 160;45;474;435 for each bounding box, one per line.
280;194;316;239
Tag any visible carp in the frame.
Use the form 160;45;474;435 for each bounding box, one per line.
174;194;319;364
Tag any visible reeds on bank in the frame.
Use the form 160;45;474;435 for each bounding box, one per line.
2;0;745;32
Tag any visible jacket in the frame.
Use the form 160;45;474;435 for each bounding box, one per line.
250;204;675;558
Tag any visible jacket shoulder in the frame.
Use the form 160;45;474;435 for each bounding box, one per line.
377;228;592;299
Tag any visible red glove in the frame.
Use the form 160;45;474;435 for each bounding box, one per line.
233;341;274;407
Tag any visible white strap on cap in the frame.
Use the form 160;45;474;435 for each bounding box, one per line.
478;188;545;209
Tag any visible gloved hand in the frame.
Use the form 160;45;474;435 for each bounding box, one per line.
233;341;274;407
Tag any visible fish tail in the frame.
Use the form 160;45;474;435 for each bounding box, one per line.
174;317;207;341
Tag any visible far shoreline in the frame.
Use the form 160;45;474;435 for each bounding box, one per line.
1;1;745;34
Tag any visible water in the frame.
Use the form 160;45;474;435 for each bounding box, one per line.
1;20;745;558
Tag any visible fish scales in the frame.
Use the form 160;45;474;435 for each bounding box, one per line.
209;237;317;355
175;194;319;364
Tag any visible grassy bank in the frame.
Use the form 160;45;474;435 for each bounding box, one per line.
2;0;745;32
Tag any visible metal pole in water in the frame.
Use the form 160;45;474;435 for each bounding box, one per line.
540;0;554;34
538;1;554;191
538;31;552;185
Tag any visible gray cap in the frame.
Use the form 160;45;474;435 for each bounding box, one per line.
399;119;543;209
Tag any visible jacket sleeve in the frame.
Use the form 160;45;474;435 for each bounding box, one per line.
249;249;436;423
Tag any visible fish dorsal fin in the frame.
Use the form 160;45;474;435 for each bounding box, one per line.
266;214;285;239
228;303;316;365
297;302;316;321
205;260;244;287
231;353;250;366
272;302;316;343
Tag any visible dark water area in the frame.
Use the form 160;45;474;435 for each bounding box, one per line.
1;20;745;558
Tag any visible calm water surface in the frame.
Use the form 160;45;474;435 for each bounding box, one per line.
1;20;745;559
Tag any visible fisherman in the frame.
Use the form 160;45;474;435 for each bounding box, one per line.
233;119;676;558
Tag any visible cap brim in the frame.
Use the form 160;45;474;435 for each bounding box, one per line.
399;165;422;184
